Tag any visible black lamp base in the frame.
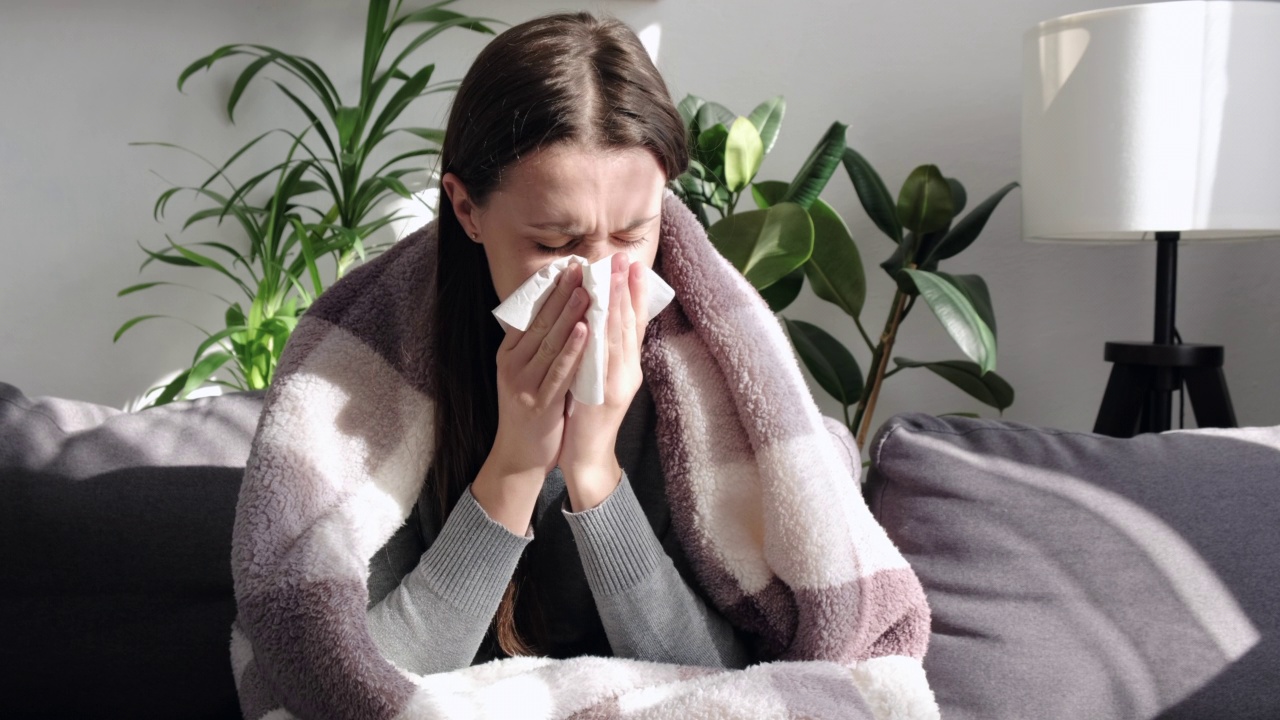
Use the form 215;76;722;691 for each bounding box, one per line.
1093;341;1238;437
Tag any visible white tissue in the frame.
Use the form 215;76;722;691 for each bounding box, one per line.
492;255;676;405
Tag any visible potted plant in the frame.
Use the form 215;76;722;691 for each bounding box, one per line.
115;0;496;407
672;95;1018;448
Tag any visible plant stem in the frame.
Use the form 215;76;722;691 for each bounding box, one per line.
853;315;875;352
854;289;911;449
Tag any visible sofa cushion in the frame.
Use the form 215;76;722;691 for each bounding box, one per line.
0;382;265;719
865;413;1279;720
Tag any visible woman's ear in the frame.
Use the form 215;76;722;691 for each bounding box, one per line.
441;172;483;243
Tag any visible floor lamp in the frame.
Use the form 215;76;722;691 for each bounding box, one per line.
1021;0;1280;437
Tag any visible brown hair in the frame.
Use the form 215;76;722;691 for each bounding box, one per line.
429;13;688;657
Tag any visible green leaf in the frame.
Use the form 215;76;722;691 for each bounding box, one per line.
707;203;813;290
784;318;864;407
179;351;234;399
164;235;253;297
897;165;954;234
782;121;847;210
380;175;413;199
751;180;787;209
397;126;446;145
113;314;166;343
695;101;736;134
695;123;729;181
946;178;967;216
903;269;997;374
335;105;362;150
724;117;764;192
936;272;997;341
116;282;167;297
894;357;1014;411
843;147;902;243
227;53;276;123
746;96;786;155
677;94;705;129
366;63;437;150
289;217;325;299
759;267;804;312
926;181;1019;263
803;198;865;320
152;370;191;407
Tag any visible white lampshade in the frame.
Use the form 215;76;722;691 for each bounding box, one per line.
1022;1;1280;243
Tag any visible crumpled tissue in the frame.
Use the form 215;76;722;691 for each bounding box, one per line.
492;255;675;406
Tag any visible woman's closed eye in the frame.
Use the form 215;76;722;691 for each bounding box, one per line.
533;235;649;255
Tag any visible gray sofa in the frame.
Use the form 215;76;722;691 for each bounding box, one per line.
2;380;1276;719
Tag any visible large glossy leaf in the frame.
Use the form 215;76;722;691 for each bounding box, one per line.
760;267;804;312
783;122;847;210
925;181;1019;263
677;94;705;129
897;165;953;234
695;123;729;180
842;147;901;243
903;269;996;374
784;318;864;407
894;357;1014;411
751;179;787;208
695;101;737;134
708;203;813;290
746;96;785;155
946;177;967;216
803;198;865;320
724;117;764;192
936;272;997;341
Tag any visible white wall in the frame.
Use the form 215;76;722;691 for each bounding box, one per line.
2;0;1277;433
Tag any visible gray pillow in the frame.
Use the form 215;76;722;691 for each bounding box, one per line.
865;413;1279;720
0;381;265;719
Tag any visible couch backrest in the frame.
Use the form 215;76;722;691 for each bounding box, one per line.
865;412;1280;720
0;383;265;719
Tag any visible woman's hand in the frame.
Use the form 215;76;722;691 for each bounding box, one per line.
560;252;650;512
473;261;590;534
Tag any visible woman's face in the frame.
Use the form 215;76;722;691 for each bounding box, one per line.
441;144;667;301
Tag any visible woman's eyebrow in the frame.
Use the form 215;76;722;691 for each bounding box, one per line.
528;213;658;235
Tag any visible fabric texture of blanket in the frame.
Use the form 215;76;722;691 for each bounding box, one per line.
229;190;938;719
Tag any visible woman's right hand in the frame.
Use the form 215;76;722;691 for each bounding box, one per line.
472;261;590;534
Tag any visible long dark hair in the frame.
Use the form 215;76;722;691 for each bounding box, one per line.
430;12;689;657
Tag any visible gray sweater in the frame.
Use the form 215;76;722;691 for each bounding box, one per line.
364;383;753;674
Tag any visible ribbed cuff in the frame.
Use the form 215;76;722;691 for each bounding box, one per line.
562;470;666;596
418;484;532;617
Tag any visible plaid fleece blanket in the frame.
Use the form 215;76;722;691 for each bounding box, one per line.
229;190;938;719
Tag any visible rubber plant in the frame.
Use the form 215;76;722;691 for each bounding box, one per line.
672;94;1019;449
115;0;495;407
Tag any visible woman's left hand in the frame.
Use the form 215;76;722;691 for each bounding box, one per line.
559;251;650;512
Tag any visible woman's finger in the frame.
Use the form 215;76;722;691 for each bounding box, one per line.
511;261;583;365
619;261;640;363
525;285;589;384
606;255;627;376
539;320;588;401
629;260;648;345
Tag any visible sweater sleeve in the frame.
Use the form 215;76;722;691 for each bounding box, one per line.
366;484;531;675
561;471;754;669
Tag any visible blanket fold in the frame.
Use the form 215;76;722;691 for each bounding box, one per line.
229;191;938;719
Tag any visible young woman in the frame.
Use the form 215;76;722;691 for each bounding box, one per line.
362;12;754;672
